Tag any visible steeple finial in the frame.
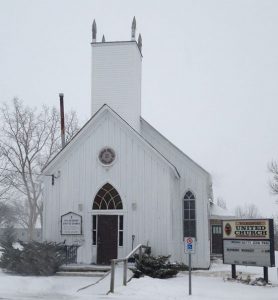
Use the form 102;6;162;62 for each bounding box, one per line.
102;35;106;43
131;16;136;40
138;33;142;52
92;19;97;43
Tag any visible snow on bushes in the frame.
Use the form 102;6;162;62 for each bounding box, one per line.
133;253;188;279
0;239;67;276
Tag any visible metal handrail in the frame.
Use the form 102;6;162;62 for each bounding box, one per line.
109;244;150;293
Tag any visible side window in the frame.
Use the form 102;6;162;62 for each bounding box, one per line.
212;225;222;234
92;215;97;245
183;191;196;238
119;215;123;246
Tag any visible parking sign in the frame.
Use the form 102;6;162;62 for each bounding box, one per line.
184;237;195;295
184;237;195;254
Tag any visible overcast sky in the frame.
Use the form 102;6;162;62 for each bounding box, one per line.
0;0;278;217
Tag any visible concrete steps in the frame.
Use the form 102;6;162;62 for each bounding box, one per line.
57;264;111;277
57;271;106;277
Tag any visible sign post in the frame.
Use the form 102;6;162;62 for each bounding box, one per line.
184;237;195;296
231;264;236;279
189;252;192;295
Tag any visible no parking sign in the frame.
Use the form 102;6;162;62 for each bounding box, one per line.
184;237;195;295
184;237;195;254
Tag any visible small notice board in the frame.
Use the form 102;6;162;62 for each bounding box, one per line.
61;212;82;235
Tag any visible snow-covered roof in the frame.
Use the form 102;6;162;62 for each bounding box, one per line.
210;203;235;219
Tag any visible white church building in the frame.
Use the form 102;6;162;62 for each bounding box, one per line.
42;19;212;269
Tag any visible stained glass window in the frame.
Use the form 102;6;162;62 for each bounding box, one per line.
93;183;123;210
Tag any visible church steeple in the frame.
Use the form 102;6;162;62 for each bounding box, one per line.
138;33;142;52
92;19;97;43
91;18;142;131
131;17;136;41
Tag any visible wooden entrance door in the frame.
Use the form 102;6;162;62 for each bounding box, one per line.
97;215;118;264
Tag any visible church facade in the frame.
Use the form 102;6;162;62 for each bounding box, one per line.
42;19;212;269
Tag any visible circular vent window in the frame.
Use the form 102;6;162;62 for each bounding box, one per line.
99;147;116;165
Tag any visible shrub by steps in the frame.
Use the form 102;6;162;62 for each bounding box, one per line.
0;240;66;276
133;253;188;279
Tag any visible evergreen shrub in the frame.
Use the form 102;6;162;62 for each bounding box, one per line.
133;253;188;279
0;240;66;276
0;226;17;248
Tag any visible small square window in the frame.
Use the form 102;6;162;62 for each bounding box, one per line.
190;210;195;220
184;209;190;219
189;200;195;209
93;215;97;229
119;231;123;246
184;201;190;209
119;216;123;230
93;231;96;245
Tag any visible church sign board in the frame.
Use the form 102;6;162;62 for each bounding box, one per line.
61;212;82;235
222;219;275;267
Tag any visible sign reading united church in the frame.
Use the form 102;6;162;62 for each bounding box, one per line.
222;219;275;267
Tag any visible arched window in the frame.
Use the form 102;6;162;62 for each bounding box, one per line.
183;191;196;238
93;183;123;209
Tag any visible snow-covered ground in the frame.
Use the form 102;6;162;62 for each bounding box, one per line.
0;272;98;299
109;261;278;300
0;255;277;300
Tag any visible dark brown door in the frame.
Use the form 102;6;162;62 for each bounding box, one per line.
211;225;223;254
97;215;118;264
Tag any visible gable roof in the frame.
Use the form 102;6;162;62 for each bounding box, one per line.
42;104;180;178
140;118;210;176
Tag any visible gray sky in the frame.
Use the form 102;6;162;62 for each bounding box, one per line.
0;0;278;216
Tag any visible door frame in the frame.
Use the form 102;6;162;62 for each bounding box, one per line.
92;210;125;263
96;215;118;264
211;224;223;254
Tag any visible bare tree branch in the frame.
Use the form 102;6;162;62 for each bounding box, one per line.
268;160;278;195
0;98;79;239
235;203;261;219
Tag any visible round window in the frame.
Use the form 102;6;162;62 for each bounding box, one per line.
98;147;116;165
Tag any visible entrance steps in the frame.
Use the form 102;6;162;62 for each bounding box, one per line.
57;264;111;277
57;263;134;294
76;264;134;295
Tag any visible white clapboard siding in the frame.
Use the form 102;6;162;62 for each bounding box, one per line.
43;107;175;264
91;42;142;132
141;119;211;268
